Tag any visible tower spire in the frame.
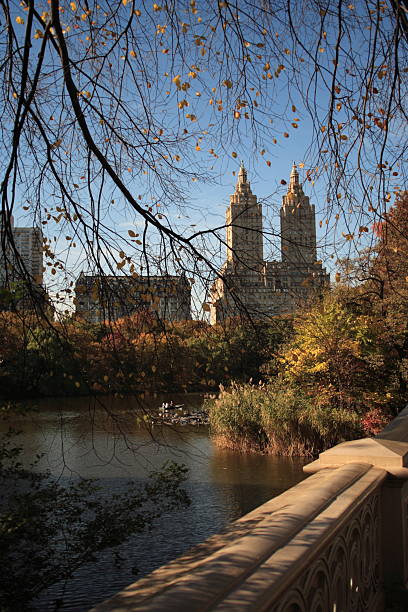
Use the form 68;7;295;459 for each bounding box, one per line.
238;160;247;185
289;162;299;191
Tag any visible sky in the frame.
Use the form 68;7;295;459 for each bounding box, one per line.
5;0;405;315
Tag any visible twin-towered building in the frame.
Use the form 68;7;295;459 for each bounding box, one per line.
209;163;329;323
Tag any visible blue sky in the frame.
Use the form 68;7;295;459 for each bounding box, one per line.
6;0;405;314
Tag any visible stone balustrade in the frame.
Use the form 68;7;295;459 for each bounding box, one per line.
90;407;408;612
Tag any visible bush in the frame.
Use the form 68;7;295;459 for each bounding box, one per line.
207;380;363;457
206;382;268;452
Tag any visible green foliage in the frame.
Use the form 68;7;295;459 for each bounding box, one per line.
207;379;362;457
0;425;189;610
0;313;292;398
207;382;268;452
277;292;401;417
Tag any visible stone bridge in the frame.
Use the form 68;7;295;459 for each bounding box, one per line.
90;407;408;611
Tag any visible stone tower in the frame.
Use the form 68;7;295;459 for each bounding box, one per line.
226;161;263;270
209;164;329;324
280;163;317;266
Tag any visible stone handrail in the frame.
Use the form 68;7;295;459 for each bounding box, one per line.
90;407;408;611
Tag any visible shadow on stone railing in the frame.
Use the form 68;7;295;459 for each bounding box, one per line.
90;407;408;612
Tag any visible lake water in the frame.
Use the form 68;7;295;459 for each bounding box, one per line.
3;394;307;611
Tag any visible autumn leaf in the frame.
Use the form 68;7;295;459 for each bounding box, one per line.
172;75;181;89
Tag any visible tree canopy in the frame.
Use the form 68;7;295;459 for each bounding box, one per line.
0;0;406;314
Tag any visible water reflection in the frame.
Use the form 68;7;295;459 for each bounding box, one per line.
3;395;307;611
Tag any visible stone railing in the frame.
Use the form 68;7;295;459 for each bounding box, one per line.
90;408;408;612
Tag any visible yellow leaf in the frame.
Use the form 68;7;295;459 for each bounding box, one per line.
151;365;157;372
129;50;136;57
70;2;77;11
75;381;80;388
222;79;233;88
103;375;109;382
134;9;141;16
16;16;25;24
172;74;181;89
231;152;237;158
